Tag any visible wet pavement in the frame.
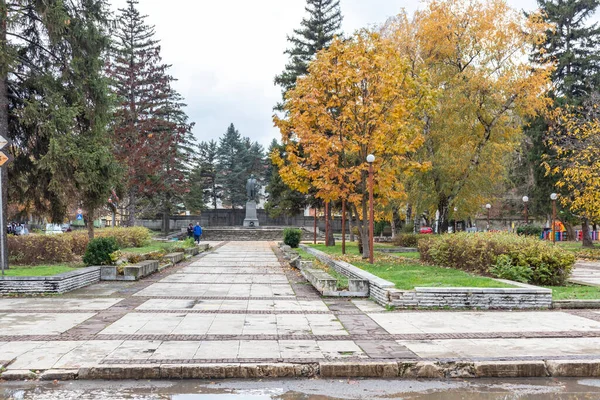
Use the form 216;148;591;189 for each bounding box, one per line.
3;378;600;399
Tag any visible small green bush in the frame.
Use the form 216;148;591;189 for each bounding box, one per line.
490;255;533;283
418;232;575;286
83;237;119;266
283;228;302;248
516;225;543;237
393;233;420;248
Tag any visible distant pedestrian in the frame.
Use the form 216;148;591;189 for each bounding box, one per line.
187;223;194;239
193;223;202;244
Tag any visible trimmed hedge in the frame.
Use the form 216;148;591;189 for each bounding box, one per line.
516;225;543;237
418;232;575;286
96;227;151;248
392;233;421;248
8;234;76;265
8;227;152;265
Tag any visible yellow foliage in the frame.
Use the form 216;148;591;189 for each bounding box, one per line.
546;99;600;220
273;30;434;221
385;0;553;218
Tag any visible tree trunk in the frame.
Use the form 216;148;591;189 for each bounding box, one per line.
86;208;95;241
127;188;137;227
112;209;116;227
563;220;575;242
390;217;396;239
348;207;354;242
360;195;370;259
162;210;169;236
406;204;412;227
582;218;594;248
326;202;335;246
437;196;449;234
0;2;8;271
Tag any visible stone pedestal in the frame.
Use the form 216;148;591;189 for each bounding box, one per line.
243;201;260;227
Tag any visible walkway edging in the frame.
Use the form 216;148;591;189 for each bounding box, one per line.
4;359;600;380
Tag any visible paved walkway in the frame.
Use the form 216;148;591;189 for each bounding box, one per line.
571;260;600;287
3;241;600;378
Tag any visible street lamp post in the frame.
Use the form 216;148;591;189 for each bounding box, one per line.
522;196;529;225
485;204;491;231
367;154;375;264
454;207;458;234
551;193;558;244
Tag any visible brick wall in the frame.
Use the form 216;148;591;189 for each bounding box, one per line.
0;267;100;294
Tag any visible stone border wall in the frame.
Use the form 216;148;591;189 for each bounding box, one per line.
0;267;100;294
389;284;552;309
299;245;552;309
299;245;394;304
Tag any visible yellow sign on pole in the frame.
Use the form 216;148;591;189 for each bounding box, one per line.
0;151;9;167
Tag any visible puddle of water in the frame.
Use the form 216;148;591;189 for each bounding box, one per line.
1;378;599;400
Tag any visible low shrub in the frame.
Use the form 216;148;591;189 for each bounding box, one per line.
96;227;151;248
8;234;75;265
490;254;533;283
283;228;302;248
66;231;90;255
393;233;420;248
418;232;575;286
516;225;543;237
83;237;119;266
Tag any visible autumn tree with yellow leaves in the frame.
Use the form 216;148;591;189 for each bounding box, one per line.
385;0;553;232
545;93;600;248
273;30;433;258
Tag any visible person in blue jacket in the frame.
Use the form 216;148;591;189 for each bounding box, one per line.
193;223;202;244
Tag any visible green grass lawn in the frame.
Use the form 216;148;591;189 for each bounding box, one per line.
390;251;420;259
2;264;79;277
557;241;600;252
307;243;514;290
545;284;600;300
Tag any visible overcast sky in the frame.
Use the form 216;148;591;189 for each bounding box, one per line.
110;0;539;149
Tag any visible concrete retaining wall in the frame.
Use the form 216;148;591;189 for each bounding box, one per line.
299;245;394;304
389;285;552;309
299;245;552;309
202;228;302;241
0;267;100;294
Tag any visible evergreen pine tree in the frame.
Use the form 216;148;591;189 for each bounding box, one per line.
265;139;306;220
2;0;120;241
110;0;195;227
531;0;600;100
523;0;600;225
198;140;220;210
274;0;342;109
217;124;248;209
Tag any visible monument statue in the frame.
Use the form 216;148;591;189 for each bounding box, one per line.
246;174;257;202
243;174;260;227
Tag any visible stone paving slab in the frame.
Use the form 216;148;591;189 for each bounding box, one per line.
6;241;600;379
368;311;600;334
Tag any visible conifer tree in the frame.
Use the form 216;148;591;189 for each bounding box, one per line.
216;124;265;210
265;139;306;221
198;140;220;210
2;0;120;241
217;124;249;209
109;0;195;227
524;0;600;225
274;0;343;109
